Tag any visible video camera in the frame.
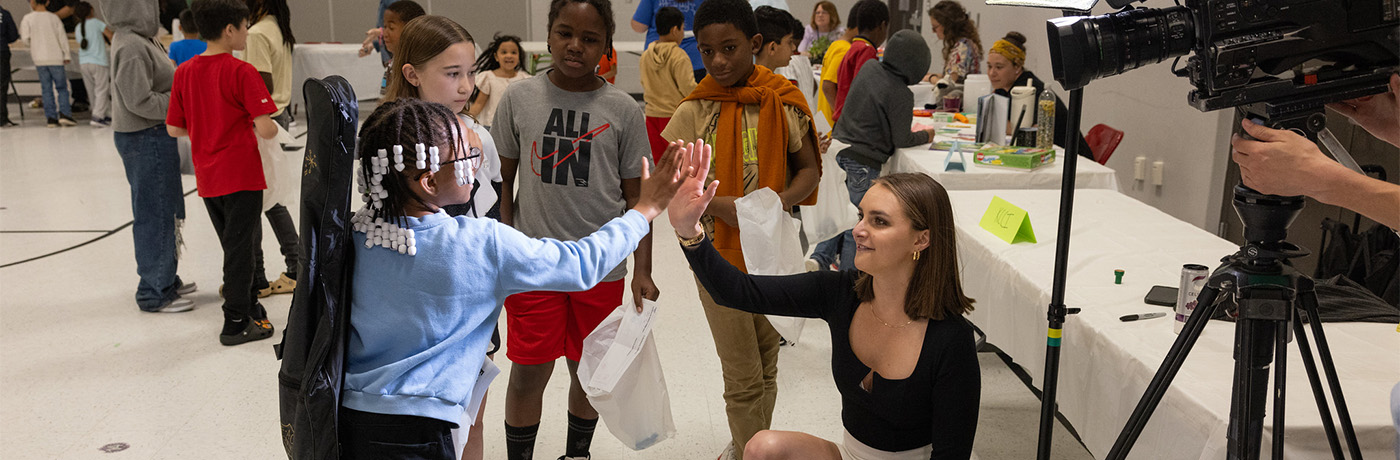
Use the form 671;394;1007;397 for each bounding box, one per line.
1046;0;1397;127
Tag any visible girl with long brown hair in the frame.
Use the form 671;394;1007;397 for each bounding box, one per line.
924;0;983;85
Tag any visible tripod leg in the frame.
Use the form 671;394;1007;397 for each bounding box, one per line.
1298;284;1364;458
1271;319;1288;460
1227;317;1275;460
1106;284;1224;460
1291;303;1345;458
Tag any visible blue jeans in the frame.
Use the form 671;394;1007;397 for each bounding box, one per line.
114;126;186;310
810;156;880;270
36;65;72;120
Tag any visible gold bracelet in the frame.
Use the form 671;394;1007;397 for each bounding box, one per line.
676;230;705;248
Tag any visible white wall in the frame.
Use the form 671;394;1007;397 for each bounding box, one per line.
925;0;1231;229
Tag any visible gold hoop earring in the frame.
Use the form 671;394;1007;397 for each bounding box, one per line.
913;251;921;261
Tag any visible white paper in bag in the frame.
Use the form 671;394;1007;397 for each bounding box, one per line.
577;299;676;450
450;358;500;459
736;188;809;343
799;140;859;244
257;124;298;211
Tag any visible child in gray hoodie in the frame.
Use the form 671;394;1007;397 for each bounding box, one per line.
109;0;195;313
810;29;934;271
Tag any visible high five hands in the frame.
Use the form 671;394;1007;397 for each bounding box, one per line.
667;139;720;241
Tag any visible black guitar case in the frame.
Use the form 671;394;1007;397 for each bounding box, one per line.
275;76;358;460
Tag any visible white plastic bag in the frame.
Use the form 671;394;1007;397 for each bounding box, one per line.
799;139;858;244
177;137;195;176
450;359;500;459
577;299;676;450
736;188;809;343
257;124;298;211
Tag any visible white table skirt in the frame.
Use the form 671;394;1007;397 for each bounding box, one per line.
291;43;387;105
948;189;1400;459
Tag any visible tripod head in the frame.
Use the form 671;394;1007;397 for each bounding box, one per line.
1230;184;1310;267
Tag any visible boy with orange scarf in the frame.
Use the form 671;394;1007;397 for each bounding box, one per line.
660;1;820;458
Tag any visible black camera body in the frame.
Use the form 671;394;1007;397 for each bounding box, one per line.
1048;0;1398;119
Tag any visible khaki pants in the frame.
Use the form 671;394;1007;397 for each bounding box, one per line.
696;279;781;460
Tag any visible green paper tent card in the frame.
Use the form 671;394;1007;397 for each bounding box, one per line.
979;196;1037;244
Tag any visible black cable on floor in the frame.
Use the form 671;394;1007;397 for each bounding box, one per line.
0;188;199;269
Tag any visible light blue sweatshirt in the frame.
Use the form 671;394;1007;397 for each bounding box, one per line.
343;209;650;423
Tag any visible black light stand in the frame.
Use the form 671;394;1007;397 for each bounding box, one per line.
1033;10;1091;460
1034;86;1085;460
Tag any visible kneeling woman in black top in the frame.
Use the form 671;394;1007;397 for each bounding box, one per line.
669;140;980;460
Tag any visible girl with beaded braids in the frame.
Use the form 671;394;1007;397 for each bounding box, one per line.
380;18;503;458
340;97;698;460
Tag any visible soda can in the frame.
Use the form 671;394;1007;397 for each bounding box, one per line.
1175;264;1210;334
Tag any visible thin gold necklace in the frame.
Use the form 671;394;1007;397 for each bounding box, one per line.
865;305;914;328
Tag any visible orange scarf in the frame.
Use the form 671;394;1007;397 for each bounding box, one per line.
681;65;820;272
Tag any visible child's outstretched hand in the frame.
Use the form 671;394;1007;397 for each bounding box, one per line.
669;139;718;240
632;140;692;222
359;28;382;57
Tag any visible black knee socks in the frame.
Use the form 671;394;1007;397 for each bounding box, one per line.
504;414;597;460
565;413;598;458
505;422;539;460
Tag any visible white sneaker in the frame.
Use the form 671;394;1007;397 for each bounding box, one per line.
149;297;195;313
805;258;820;272
717;443;737;460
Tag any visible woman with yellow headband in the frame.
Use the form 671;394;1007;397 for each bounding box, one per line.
988;32;1030;93
988;31;1093;159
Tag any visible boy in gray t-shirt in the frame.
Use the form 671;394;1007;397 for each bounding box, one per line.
492;65;654;458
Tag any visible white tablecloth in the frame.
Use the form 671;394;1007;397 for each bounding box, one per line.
291;43;387;105
948;188;1399;459
824;138;1120;192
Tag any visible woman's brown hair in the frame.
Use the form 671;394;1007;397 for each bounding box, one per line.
853;173;975;321
383;15;475;114
810;1;841;32
928;0;983;65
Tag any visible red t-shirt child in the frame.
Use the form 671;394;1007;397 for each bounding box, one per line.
167;53;278;198
832;37;877;122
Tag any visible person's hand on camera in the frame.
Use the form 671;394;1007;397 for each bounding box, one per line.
1233;119;1400;230
1326;73;1400;147
1231;119;1347;198
669;140;719;240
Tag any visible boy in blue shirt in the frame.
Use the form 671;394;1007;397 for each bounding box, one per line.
167;9;205;67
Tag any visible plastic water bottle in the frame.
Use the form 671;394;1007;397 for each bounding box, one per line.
1036;90;1056;150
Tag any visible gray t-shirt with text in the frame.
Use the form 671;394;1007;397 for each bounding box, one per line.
492;73;650;282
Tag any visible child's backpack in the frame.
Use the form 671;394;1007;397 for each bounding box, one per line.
275;76;358;460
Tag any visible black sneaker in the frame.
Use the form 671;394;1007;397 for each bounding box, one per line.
58;116;77;127
0;119;15;128
46;118;59;128
220;318;274;346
